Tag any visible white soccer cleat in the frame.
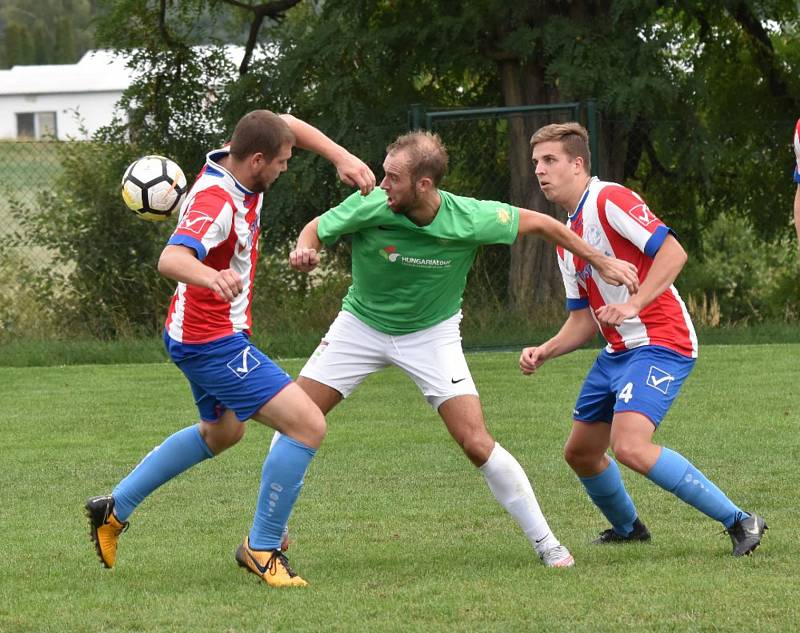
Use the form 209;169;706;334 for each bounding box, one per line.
539;544;575;568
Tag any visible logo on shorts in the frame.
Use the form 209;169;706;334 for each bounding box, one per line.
227;345;261;379
646;365;674;394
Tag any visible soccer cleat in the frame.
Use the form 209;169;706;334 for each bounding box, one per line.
235;536;308;587
539;545;575;568
592;517;651;544
725;513;767;557
85;495;129;568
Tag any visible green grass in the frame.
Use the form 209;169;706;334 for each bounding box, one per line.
0;321;798;367
2;346;799;632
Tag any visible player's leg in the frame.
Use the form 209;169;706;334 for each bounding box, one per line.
437;395;573;567
565;350;646;543
86;345;242;568
236;382;326;587
610;346;765;555
395;313;573;567
564;420;647;543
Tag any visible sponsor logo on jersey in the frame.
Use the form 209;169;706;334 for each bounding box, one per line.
496;208;511;225
178;211;214;235
379;245;452;268
379;245;400;262
627;203;657;227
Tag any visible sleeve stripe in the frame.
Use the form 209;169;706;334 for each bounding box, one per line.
643;225;671;258
168;234;207;260
566;297;590;310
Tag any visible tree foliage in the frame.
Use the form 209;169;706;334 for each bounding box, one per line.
20;0;800;336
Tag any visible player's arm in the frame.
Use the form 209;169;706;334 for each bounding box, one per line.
794;186;800;247
595;233;686;327
289;217;323;273
519;308;597;375
517;208;639;294
158;244;243;302
279;114;375;195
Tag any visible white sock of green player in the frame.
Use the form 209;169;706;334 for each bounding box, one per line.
479;442;560;553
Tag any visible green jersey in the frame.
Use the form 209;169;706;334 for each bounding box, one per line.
317;188;520;334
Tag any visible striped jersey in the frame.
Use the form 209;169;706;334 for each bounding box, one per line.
164;147;262;344
557;177;698;358
793;118;800;183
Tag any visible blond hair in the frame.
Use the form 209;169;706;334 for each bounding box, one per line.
530;122;591;174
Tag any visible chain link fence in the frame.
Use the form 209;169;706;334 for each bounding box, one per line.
2;108;797;343
0;140;66;336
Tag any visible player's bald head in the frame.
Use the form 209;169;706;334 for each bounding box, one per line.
386;131;448;186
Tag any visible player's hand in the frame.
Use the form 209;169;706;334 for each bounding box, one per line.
519;346;547;375
595;302;639;327
335;153;376;196
594;255;639;294
289;247;320;272
209;268;243;302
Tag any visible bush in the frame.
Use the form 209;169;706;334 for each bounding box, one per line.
679;212;800;324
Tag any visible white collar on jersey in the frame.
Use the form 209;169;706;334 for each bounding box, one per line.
569;176;598;221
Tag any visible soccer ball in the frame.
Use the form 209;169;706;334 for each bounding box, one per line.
121;155;187;222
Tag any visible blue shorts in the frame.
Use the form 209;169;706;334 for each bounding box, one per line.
164;331;292;422
573;346;695;427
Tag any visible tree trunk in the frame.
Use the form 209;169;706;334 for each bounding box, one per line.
501;59;566;312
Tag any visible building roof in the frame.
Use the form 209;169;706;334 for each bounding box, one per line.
0;46;252;98
0;49;134;96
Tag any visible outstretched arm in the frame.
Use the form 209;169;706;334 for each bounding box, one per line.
279;114;375;195
158;245;243;302
519;308;597;375
289;217;323;273
517;208;639;294
794;186;800;248
595;234;686;327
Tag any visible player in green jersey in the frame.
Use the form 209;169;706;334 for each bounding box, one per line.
286;131;639;568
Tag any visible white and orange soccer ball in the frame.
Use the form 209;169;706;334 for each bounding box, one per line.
121;155;187;222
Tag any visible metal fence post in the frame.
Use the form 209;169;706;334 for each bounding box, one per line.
585;98;599;177
408;103;426;130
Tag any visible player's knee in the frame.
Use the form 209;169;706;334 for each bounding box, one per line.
609;439;643;470
563;443;586;470
201;421;244;455
305;408;327;445
460;433;493;466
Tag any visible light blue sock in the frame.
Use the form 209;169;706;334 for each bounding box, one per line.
112;424;214;521
249;434;316;550
646;447;746;528
579;458;638;536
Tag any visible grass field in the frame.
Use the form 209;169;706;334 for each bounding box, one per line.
2;346;798;632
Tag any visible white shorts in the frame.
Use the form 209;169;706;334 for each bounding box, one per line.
299;310;478;410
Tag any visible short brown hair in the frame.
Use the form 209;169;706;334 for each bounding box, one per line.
229;110;295;160
530;122;591;174
386;130;449;186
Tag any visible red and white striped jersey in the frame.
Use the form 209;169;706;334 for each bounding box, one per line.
164;147;262;344
793;118;800;183
557;177;698;358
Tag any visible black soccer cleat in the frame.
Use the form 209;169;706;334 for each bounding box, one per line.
592;517;651;544
85;495;129;568
725;513;767;557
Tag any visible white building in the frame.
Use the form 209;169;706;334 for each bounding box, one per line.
0;50;135;140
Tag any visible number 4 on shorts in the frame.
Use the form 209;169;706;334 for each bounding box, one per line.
618;382;634;403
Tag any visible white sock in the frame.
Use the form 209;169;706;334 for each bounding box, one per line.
479;442;560;553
